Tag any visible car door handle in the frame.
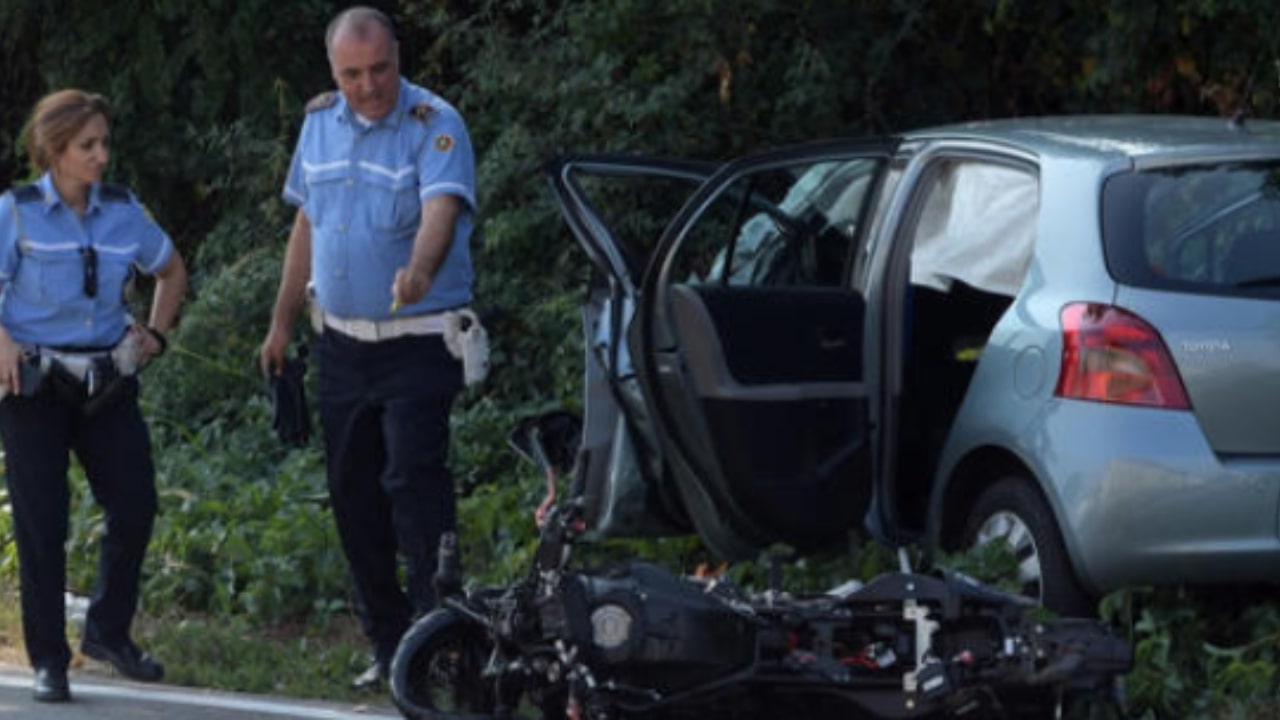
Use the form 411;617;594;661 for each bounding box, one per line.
817;329;848;350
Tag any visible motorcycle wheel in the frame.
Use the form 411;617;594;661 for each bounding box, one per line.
390;608;502;720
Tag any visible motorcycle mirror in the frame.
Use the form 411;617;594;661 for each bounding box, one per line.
507;410;582;476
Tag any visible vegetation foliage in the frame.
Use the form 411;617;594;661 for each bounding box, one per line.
1;0;1279;715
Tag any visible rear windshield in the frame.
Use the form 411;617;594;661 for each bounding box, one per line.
1104;162;1280;297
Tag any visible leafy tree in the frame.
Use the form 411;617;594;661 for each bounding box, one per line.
2;1;1280;713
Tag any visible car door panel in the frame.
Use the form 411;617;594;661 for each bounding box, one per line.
667;284;871;547
638;140;899;558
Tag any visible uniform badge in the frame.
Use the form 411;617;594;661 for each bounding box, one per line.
306;91;338;113
410;103;436;123
434;134;455;152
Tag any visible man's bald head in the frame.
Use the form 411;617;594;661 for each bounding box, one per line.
326;6;400;120
325;6;398;59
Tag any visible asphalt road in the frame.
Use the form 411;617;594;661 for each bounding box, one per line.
0;665;401;719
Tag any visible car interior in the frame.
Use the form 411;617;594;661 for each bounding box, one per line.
891;159;1036;532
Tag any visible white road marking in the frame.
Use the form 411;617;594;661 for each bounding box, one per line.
0;672;400;718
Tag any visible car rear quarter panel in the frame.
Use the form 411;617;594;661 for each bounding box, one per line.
1020;400;1278;592
935;157;1280;593
942;311;1280;594
929;155;1113;590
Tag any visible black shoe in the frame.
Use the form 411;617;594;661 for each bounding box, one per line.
33;666;70;703
352;657;390;690
81;639;165;682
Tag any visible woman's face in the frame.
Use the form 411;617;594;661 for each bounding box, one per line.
53;113;110;188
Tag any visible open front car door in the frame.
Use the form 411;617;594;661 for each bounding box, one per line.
635;140;900;559
545;155;717;538
546;141;899;559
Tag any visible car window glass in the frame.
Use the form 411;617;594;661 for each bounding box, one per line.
852;162;905;285
1104;162;1280;296
573;173;707;279
671;158;882;289
908;159;1038;297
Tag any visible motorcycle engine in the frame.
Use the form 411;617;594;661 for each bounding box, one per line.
536;561;755;693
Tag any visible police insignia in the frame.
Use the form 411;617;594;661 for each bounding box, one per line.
305;91;337;113
12;184;41;204
410;103;436;123
434;134;455;152
99;183;131;203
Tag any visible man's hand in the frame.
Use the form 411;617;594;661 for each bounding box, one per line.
261;209;312;376
391;195;461;311
390;264;433;310
260;326;291;377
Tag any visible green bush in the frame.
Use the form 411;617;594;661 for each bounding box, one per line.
0;0;1278;713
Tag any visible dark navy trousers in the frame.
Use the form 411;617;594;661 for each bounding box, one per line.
0;378;156;672
316;330;461;662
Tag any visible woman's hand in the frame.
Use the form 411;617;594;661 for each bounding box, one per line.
139;325;163;358
0;327;23;396
129;324;167;369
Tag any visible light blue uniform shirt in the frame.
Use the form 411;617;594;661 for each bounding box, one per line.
0;173;174;348
283;78;476;320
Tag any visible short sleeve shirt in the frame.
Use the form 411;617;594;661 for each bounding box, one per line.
0;173;174;348
283;78;477;319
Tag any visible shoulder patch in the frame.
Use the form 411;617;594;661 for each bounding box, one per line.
433;134;455;152
306;91;338;113
12;184;41;204
409;103;436;124
99;183;132;203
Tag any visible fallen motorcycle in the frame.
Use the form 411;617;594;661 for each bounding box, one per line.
389;412;1132;720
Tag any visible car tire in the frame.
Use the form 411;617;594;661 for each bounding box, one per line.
963;476;1097;617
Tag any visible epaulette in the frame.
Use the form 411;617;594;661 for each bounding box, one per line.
409;102;436;124
12;184;41;204
306;91;338;113
99;183;132;203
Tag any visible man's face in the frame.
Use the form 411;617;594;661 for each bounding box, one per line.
329;23;400;121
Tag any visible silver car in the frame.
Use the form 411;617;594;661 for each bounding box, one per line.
545;115;1280;615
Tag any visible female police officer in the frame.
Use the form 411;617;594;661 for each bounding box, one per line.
0;89;187;702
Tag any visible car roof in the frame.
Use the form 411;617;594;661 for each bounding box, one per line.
903;115;1280;166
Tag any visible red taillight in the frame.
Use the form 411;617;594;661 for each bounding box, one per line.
1055;303;1190;409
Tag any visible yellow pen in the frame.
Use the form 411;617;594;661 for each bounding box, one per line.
390;299;402;313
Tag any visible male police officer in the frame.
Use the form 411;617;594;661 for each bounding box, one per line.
259;6;476;689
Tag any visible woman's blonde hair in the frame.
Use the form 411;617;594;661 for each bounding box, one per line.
20;89;111;174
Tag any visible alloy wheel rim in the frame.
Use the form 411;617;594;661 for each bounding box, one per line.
974;510;1044;602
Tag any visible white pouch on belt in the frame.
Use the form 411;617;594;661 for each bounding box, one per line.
443;309;490;387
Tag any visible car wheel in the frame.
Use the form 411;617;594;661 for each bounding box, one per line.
963;476;1096;617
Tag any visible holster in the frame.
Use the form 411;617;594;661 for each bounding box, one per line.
46;357;132;416
17;354;45;397
442;309;490;387
83;374;133;416
0;354;47;403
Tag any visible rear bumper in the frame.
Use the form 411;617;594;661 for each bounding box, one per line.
991;402;1280;594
